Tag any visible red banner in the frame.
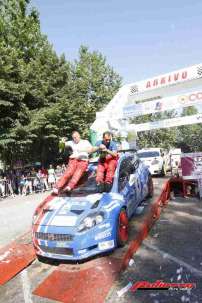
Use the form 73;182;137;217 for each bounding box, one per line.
181;153;202;179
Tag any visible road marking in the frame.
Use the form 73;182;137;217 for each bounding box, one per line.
21;269;33;303
143;241;202;278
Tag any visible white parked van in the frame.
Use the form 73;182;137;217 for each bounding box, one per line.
168;148;181;174
137;148;166;176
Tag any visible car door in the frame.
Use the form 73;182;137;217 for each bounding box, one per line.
130;157;143;208
118;156;139;218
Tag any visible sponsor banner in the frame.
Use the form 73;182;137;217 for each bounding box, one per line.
128;114;202;133
123;91;202;117
128;63;202;95
181;152;202;180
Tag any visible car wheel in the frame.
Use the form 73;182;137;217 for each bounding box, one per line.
37;255;47;263
147;175;154;198
117;208;129;247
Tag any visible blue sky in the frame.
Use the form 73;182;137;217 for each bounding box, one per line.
32;0;202;84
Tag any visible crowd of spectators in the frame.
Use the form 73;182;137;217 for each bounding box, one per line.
0;164;67;199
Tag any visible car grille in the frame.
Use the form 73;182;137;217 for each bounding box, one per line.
39;245;73;256
35;232;73;242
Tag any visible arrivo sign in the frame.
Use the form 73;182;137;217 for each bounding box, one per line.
91;63;202;134
146;71;187;89
128;64;202;96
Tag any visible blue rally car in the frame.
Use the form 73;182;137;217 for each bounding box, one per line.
32;153;153;260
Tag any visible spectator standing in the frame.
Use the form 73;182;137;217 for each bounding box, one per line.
6;174;15;197
55;165;63;182
0;175;5;197
48;165;56;189
31;168;38;193
61;164;66;174
19;175;26;195
41;167;49;191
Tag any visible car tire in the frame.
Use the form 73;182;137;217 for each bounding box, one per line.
117;208;129;247
36;255;47;263
147;175;154;198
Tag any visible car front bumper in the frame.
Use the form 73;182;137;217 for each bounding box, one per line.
147;164;162;175
32;222;116;260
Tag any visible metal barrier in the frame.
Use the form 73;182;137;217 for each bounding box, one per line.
122;179;171;270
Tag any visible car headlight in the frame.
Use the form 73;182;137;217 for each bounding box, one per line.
78;212;105;232
84;217;95;228
95;214;104;224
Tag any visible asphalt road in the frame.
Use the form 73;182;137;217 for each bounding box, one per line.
0;178;164;303
107;195;202;303
2;178;200;302
0;191;49;247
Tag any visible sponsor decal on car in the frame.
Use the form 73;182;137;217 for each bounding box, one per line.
98;223;111;229
56;242;70;248
95;228;112;241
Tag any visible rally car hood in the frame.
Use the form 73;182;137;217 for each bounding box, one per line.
35;193;106;227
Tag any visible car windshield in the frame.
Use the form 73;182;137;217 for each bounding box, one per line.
138;151;160;158
70;171;98;197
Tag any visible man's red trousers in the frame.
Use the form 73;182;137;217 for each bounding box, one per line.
56;159;88;190
96;156;118;184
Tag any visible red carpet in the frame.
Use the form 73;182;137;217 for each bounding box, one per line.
33;256;121;303
0;243;35;285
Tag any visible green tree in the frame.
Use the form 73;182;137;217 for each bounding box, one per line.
0;0;71;165
0;2;122;167
130;110;178;149
72;45;121;110
176;106;202;152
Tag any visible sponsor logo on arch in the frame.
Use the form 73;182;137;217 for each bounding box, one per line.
178;92;202;104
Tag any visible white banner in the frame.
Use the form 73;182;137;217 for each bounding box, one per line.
127;114;202;132
123;91;202;118
127;63;202;95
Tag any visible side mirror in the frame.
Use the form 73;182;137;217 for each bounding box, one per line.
129;160;139;174
134;159;140;170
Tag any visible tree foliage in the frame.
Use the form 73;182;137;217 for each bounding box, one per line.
176;106;202;152
132;110;178;150
1;0;201;167
134;105;202;152
0;0;121;167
